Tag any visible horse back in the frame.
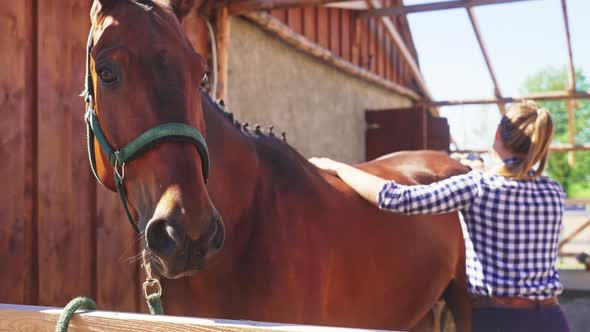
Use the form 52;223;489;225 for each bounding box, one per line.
356;150;470;185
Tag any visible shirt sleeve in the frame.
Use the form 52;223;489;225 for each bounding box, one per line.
377;172;481;214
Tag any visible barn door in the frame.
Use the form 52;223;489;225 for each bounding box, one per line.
427;116;451;151
365;108;450;161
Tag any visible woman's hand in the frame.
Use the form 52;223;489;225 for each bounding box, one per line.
309;157;387;206
308;157;349;176
451;152;485;171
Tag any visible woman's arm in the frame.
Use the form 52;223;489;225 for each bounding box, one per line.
309;158;386;206
309;157;480;214
377;174;479;214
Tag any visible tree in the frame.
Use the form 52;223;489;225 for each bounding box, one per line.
522;67;590;197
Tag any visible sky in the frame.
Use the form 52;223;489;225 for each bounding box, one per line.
403;0;590;150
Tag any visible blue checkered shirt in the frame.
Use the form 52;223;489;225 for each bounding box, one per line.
378;170;565;299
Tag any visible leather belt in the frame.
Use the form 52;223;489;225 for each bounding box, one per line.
471;296;558;309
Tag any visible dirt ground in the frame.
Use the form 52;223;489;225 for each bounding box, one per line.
560;290;590;332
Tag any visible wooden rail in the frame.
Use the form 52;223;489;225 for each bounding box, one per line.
559;218;590;250
0;303;397;332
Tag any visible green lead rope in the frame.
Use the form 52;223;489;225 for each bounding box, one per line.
55;297;96;332
55;295;163;332
146;293;164;315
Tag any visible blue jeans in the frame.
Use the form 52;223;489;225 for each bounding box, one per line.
473;305;570;332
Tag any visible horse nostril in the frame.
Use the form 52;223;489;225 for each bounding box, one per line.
145;218;183;257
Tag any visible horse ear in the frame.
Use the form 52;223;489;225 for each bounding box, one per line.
94;0;117;11
91;0;117;22
168;0;204;22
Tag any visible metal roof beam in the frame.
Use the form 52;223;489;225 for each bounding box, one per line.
392;90;590;108
465;3;505;113
561;0;577;165
227;0;355;15
361;0;538;18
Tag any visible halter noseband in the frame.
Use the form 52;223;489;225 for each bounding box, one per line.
82;28;210;234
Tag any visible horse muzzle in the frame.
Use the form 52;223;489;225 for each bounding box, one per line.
145;212;225;279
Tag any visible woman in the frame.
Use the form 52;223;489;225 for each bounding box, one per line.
310;101;570;332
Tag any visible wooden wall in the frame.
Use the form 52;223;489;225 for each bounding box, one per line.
269;0;418;89
0;0;210;312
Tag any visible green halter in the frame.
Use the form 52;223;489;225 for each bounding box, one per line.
82;28;210;234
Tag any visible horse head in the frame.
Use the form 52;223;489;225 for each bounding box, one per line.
86;0;223;279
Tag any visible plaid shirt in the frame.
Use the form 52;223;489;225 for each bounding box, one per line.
377;168;565;300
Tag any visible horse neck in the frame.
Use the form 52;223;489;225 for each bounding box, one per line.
200;91;326;257
201;92;260;222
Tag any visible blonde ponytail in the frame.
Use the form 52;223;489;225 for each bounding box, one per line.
496;100;554;180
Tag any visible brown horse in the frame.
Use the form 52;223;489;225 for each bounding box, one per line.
87;0;471;330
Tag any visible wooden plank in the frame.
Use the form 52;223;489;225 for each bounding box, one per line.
302;7;316;42
391;44;397;84
0;303;398;332
341;10;351;61
95;190;140;312
329;8;341;56
271;9;287;22
360;0;538;18
216;6;231;101
317;7;330;49
368;19;377;73
69;1;97;306
0;0;36;305
243;12;421;99
351;14;361;66
561;0;577;165
350;13;363;67
361;20;369;68
567;99;576;165
385;0;397;82
376;21;385;78
287;8;303;34
384;33;390;81
36;0;94;307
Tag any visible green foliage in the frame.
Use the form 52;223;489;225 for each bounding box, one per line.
522;67;590;198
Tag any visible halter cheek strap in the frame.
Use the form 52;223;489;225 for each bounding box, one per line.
83;28;210;234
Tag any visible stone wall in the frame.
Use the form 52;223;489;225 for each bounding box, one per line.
227;18;413;163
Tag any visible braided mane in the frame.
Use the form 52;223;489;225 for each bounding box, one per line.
212;99;288;143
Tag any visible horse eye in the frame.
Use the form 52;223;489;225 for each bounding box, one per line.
98;68;117;84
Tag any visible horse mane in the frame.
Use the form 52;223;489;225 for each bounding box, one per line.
201;90;288;143
200;90;322;184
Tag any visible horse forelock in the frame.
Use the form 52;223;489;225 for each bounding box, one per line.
91;0;177;27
